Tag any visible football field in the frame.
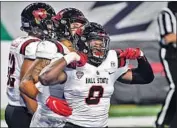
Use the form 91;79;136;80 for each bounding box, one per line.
1;117;156;127
1;105;161;127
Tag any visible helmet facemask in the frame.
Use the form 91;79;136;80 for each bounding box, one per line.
86;33;110;66
39;18;57;39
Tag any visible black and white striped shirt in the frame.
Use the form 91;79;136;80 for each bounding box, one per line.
157;8;176;47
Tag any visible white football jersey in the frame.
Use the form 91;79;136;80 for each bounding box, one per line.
35;40;70;118
36;40;71;60
6;36;41;107
64;50;129;127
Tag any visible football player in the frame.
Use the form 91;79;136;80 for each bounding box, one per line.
39;22;155;127
5;2;56;128
19;8;89;127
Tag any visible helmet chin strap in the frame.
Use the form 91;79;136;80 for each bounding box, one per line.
88;56;102;67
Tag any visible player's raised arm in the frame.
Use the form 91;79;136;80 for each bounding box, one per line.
116;48;154;84
39;52;87;85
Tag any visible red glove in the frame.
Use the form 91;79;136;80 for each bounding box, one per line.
76;52;88;67
119;48;142;59
46;96;72;117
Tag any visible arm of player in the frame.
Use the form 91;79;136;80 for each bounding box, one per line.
20;58;39;114
163;33;177;44
19;58;51;99
38;57;67;85
158;12;177;44
20;92;38;114
20;58;73;117
117;48;154;84
19;40;43;114
39;52;87;85
20;40;59;99
20;40;74;116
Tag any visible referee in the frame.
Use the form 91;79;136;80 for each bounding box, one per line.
156;2;177;128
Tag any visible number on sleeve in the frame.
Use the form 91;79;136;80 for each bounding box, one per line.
7;53;15;87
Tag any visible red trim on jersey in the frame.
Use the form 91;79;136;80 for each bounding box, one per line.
119;57;126;68
114;49;126;68
20;39;40;55
55;42;64;54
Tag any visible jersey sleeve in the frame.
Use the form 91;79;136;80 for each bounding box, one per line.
107;50;130;83
19;38;40;59
157;11;173;37
24;42;39;59
36;40;63;60
116;48;130;76
113;59;129;80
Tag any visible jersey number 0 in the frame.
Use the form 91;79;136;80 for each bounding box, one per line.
85;86;104;105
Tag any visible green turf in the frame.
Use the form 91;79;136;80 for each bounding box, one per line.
109;105;161;117
1;105;162;120
1;109;5;120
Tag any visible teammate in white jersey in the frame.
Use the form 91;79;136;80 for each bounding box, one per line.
39;22;155;127
19;8;89;127
4;3;56;128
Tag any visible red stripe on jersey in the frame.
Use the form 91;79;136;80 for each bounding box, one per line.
20;39;40;55
115;49;126;68
55;42;64;54
119;57;126;68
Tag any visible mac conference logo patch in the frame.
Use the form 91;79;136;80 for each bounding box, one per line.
111;61;115;67
76;71;84;79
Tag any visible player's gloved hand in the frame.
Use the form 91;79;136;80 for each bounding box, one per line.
46;96;72;117
119;48;144;59
64;52;88;67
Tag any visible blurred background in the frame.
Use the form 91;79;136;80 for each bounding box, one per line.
1;1;169;127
